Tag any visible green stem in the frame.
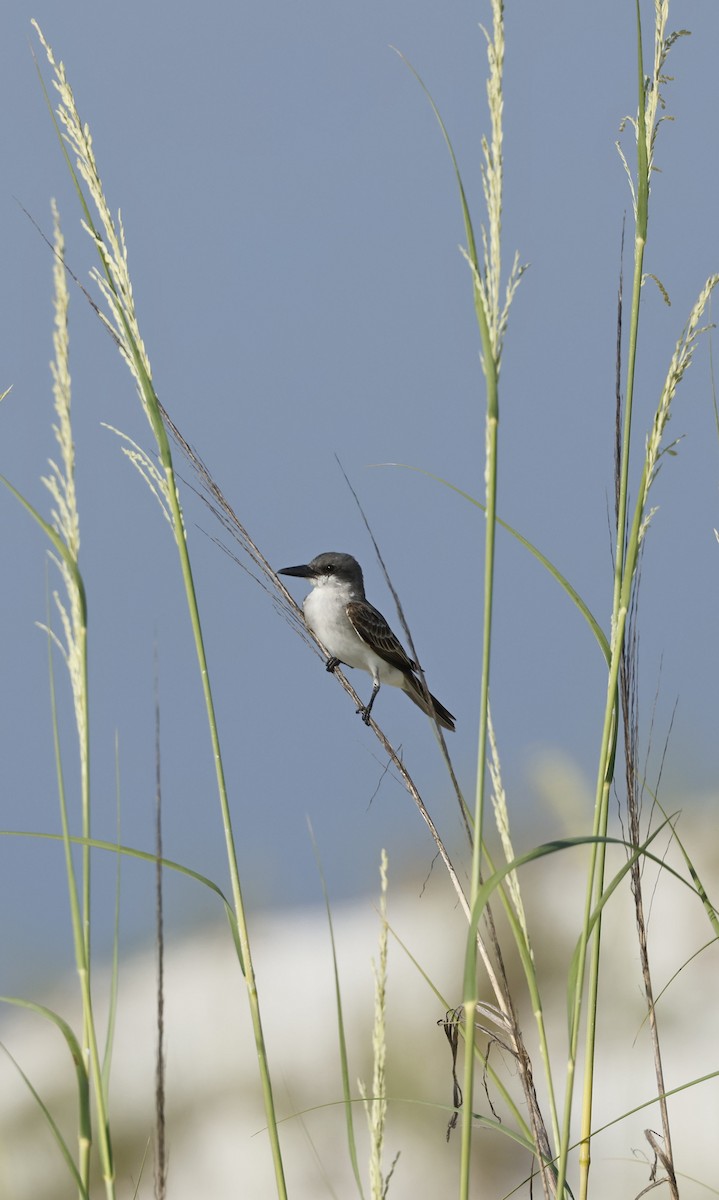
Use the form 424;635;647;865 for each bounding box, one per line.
615;1;650;597
555;8;652;1196
102;232;290;1195
79;618;92;1143
47;615;115;1198
462;3;506;1189
461;191;501;1200
161;452;288;1199
574;8;651;1196
105;307;290;1197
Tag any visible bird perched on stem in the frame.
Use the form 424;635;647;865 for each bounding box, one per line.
279;551;455;732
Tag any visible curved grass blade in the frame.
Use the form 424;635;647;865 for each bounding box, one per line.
382;464;610;664
392;49;480;281
462;829;702;1005
0;1000;90;1199
654;800;719;937
0;829;243;965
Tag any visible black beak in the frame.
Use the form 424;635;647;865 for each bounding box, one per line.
278;563;314;578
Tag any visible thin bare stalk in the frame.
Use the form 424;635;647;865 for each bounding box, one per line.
621;620;678;1197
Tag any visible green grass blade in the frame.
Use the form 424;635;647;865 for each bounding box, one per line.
392;49;480;276
0;1000;90;1198
654;800;719;937
383;464;610;663
463;828;698;1004
0;828;236;917
564;817;705;1040
1;475;87;620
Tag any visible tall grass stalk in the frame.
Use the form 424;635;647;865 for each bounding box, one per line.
451;4;534;1195
32;24;288;1197
40;201;114;1196
404;6;559;1192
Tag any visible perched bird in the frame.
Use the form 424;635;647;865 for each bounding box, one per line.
279;551;455;732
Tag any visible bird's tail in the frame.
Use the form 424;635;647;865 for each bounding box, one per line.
402;673;456;732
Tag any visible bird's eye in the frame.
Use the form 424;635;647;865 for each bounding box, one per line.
324;565;334;575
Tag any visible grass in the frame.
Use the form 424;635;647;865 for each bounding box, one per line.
1;2;718;1197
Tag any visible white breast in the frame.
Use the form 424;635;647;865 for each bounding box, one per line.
303;585;365;666
303;583;407;688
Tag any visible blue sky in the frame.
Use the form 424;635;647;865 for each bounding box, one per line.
1;2;718;991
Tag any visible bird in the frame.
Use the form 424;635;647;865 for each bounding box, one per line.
279;551;455;731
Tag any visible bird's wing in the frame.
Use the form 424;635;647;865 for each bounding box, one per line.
346;600;417;672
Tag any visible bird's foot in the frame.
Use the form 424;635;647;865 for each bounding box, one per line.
326;656;340;673
356;704;372;725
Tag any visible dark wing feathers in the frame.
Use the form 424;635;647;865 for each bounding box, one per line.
345;600;417;673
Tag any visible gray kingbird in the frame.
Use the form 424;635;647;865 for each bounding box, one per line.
279;551;455;731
